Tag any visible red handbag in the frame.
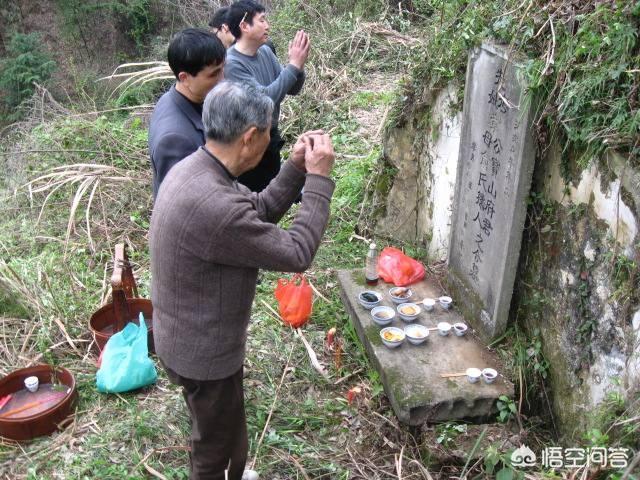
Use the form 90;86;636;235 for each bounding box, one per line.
377;247;425;286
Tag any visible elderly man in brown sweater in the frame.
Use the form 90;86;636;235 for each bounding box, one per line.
149;80;335;480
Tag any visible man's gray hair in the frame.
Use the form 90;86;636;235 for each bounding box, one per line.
203;81;274;143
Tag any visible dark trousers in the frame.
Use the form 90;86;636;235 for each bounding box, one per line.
164;364;248;480
238;136;284;193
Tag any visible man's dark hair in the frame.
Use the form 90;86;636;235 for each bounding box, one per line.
227;0;266;39
208;6;230;29
167;28;226;79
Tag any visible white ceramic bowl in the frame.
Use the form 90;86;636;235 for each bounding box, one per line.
422;298;436;311
380;327;405;348
397;302;421;322
371;306;395;326
453;322;468;337
389;287;413;304
404;324;430;345
437;321;452;336
24;375;39;393
358;291;382;310
439;295;453;309
466;368;482;383
482;368;498;384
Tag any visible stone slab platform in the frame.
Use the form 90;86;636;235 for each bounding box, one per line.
337;269;514;425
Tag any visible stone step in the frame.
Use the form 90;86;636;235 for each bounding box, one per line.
337;269;514;425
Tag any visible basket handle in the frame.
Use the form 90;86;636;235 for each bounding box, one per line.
110;244;139;333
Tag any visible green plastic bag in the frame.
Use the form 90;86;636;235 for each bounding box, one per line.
96;313;157;393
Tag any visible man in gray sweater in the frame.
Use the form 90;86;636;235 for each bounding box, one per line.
224;0;310;192
150;81;335;480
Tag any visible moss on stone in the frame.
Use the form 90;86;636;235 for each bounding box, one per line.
365;325;382;346
352;269;366;286
445;378;461;391
444;272;487;339
510;192;635;441
384;366;435;407
620;185;637;216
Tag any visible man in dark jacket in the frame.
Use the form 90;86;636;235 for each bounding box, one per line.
150;80;335;480
148;28;225;198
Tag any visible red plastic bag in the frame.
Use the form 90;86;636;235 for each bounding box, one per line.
274;274;313;328
377;247;425;286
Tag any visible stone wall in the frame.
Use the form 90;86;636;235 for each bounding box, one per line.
372;82;640;440
520;146;640;437
375;84;461;259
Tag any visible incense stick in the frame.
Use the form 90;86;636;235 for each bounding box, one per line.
0;392;66;418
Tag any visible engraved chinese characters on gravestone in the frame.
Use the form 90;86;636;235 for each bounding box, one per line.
447;42;536;340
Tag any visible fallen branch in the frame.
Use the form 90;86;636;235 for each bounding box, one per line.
271;447;312;480
143;463;168;480
250;344;295;471
307;277;330;303
294;328;329;378
259;299;328;377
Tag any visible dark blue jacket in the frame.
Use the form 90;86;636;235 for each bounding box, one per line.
148;85;204;198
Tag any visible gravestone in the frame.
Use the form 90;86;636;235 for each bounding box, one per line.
447;42;536;340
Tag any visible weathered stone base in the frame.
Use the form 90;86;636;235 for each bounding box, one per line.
337;269;514;425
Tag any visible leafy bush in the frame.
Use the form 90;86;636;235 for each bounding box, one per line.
0;32;56;120
111;0;156;51
395;0;640;168
56;0;155;56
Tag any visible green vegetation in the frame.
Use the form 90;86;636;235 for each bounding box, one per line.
56;0;156;54
496;395;518;424
393;0;640;171
482;444;525;480
0;32;56;121
435;421;467;446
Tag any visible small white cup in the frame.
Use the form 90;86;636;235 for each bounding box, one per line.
482;368;498;384
453;322;468;336
437;322;452;336
466;368;482;383
423;298;436;311
24;376;39;393
439;296;453;309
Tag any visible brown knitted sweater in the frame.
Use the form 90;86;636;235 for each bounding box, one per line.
149;147;335;380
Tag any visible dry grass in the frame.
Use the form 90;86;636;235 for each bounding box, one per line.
23;163;144;255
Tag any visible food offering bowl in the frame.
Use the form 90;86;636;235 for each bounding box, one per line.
466;368;482;383
380;327;405;348
453;323;468;337
397;302;421;322
389;287;413;304
404;324;430;345
358;291;382;310
482;368;498;384
437;322;452;336
422;298;436;311
439;296;453;309
371;306;395;327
